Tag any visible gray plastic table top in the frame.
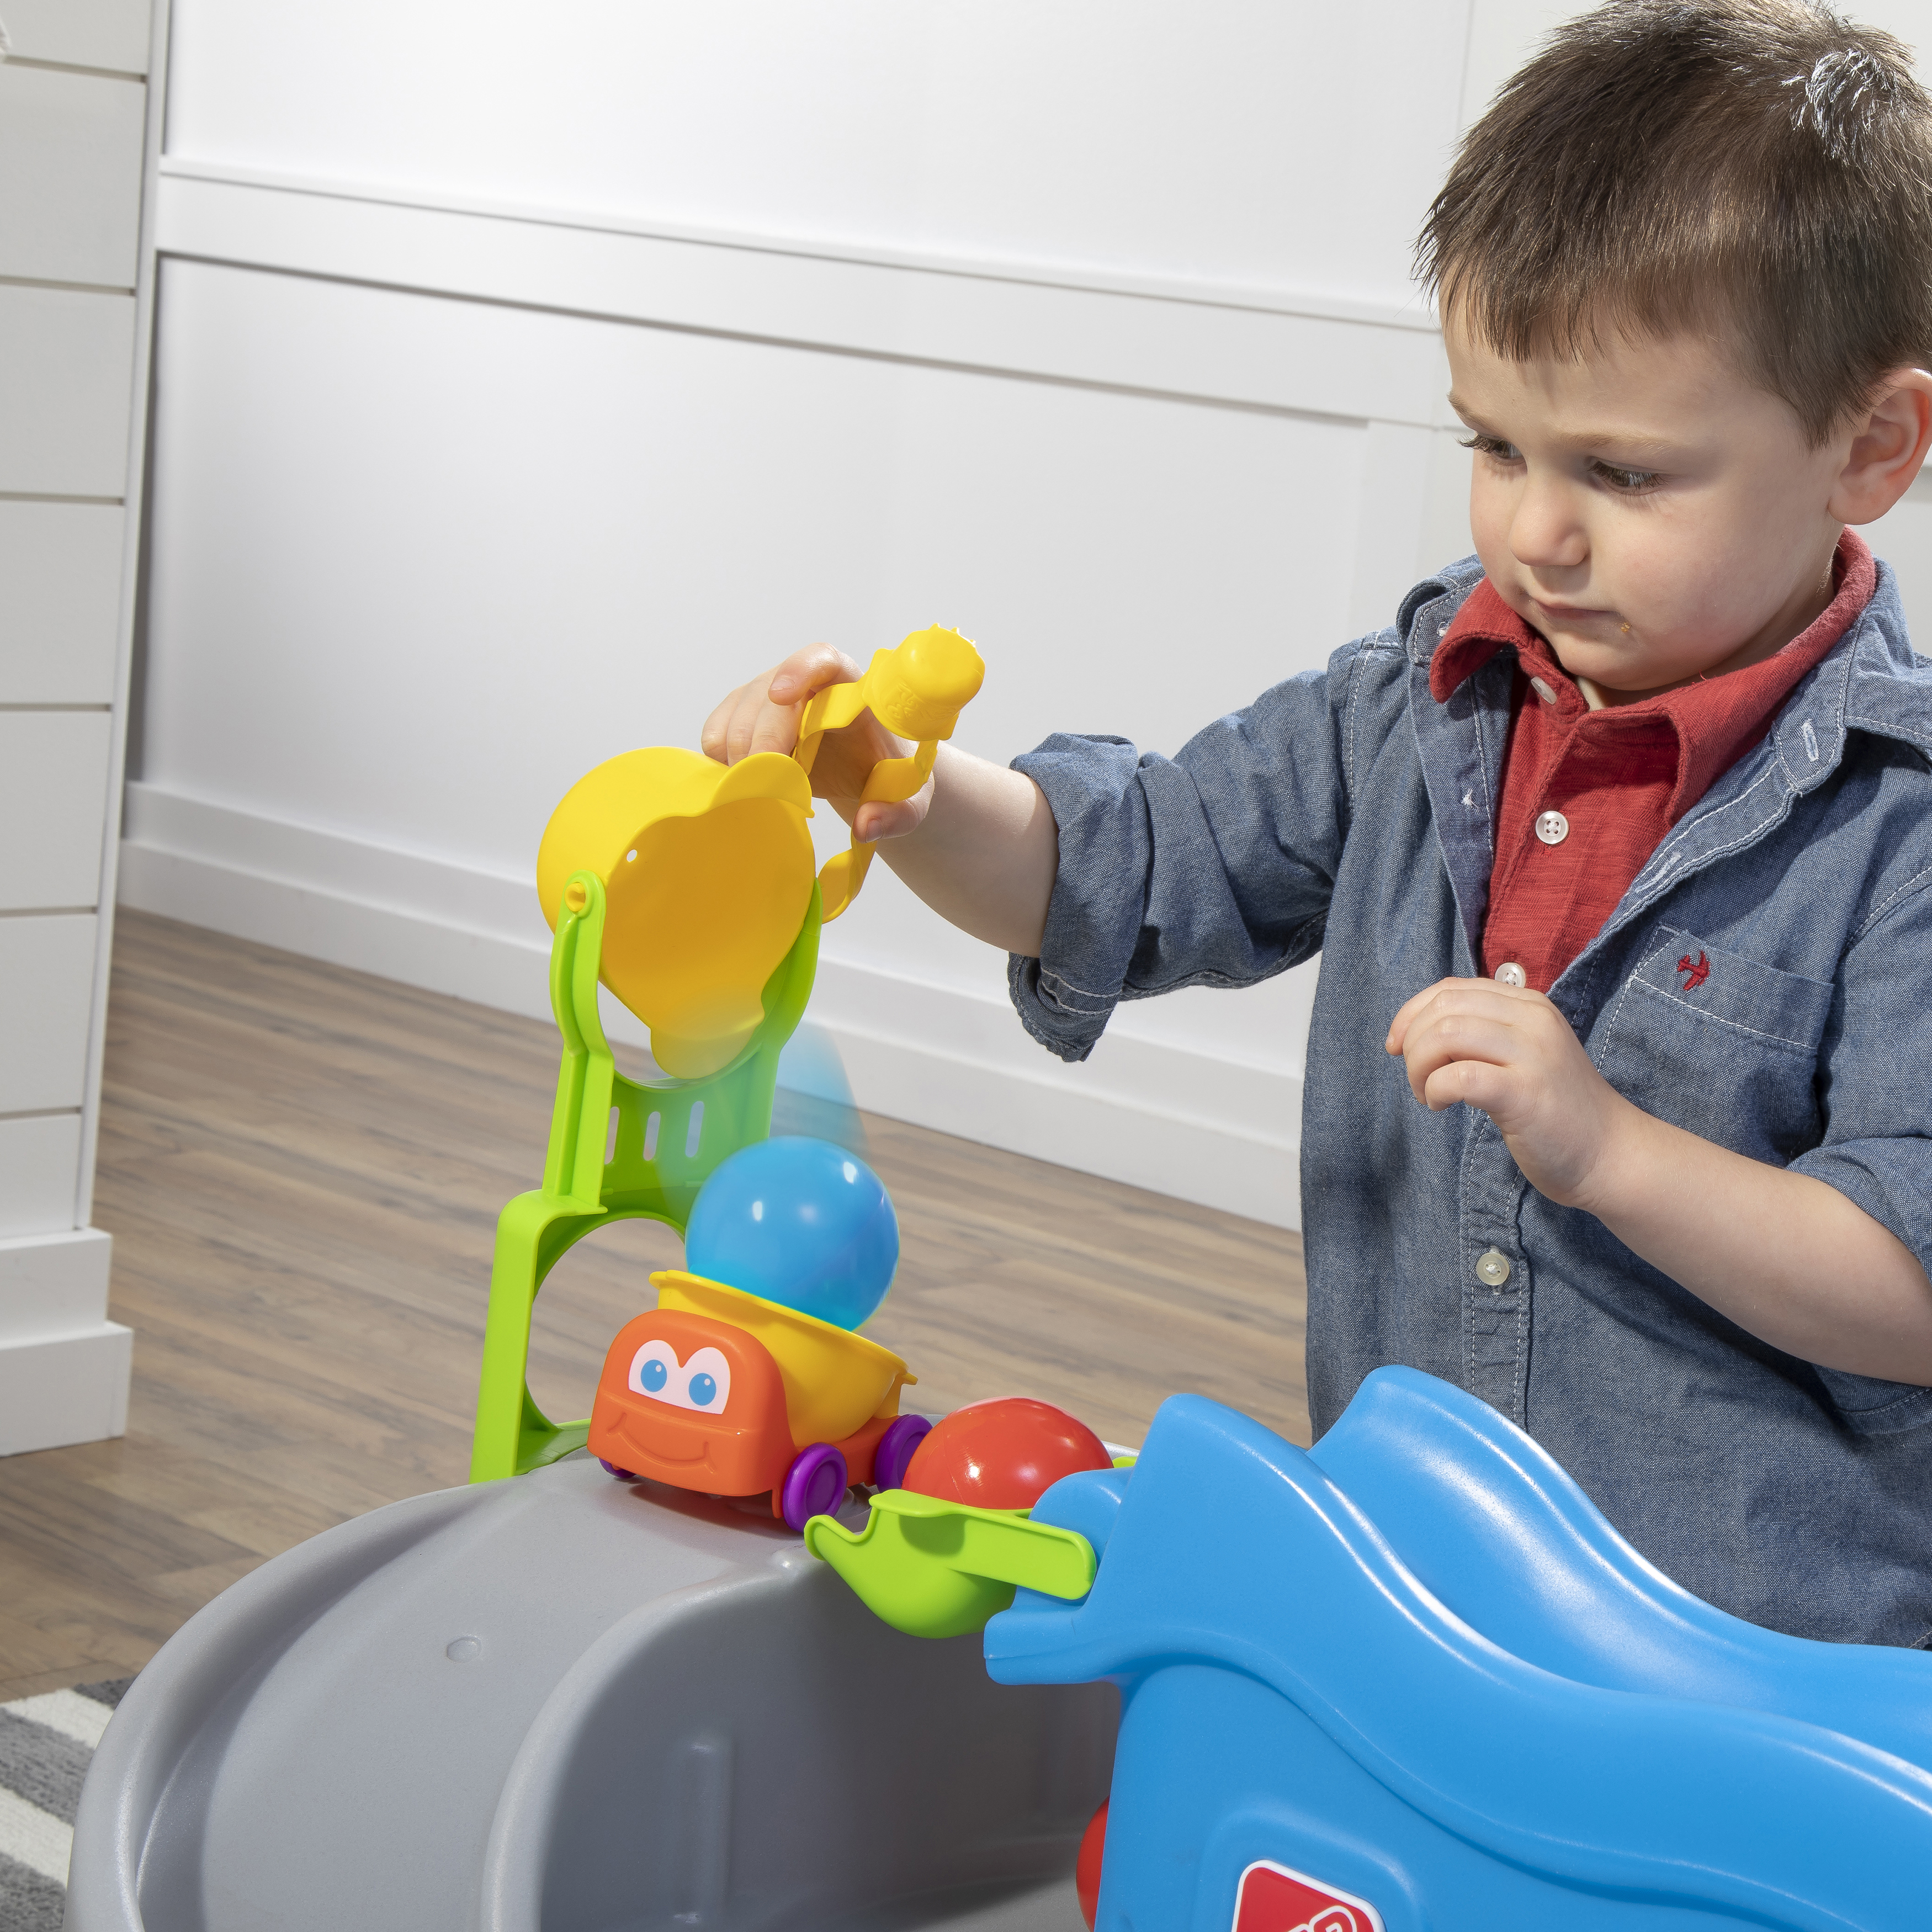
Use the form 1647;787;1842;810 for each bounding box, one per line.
66;1458;1116;1932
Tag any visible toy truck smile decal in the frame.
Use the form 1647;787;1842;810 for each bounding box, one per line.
1233;1861;1383;1932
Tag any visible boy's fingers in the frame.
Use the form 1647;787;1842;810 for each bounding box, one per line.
725;684;781;763
1399;1011;1525;1106
1421;1058;1514;1115
1386;981;1447;1052
699;682;751;763
745;689;807;758
1387;976;1525;1051
704;680;782;765
1404;1011;1519;1070
768;643;863;705
851;786;930;844
702;646;864;769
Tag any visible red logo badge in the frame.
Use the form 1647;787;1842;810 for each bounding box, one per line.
1677;949;1711;991
1233;1860;1386;1932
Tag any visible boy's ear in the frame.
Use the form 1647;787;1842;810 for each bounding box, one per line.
1831;369;1932;526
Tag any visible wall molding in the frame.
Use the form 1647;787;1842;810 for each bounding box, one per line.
158;157;1442;333
153;164;1450;432
118;783;1303;1229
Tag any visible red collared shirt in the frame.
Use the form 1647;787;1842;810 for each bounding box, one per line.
1429;531;1875;991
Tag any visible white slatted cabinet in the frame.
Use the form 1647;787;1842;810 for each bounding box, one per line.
0;0;162;1455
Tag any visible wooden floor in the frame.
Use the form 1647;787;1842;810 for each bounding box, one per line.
0;911;1307;1700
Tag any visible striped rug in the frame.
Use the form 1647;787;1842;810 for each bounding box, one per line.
1;1679;134;1932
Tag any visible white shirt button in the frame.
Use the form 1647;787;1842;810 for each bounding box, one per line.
1535;809;1570;846
1494;962;1527;988
1530;677;1558;704
1475;1248;1512;1287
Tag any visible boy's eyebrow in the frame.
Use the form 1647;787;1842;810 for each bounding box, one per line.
1447;394;1686;458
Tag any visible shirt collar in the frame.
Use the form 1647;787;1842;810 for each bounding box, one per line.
1428;532;1876;820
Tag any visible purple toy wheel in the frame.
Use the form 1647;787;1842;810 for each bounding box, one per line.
598;1457;638;1481
780;1443;850;1531
871;1414;931;1492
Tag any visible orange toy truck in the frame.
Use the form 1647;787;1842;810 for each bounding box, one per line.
587;1269;932;1530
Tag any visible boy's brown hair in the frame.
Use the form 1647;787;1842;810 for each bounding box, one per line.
1418;0;1932;443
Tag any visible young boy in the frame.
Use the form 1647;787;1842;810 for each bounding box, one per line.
704;0;1932;1648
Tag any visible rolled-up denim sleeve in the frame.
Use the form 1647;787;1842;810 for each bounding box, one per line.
1790;875;1932;1278
1006;643;1370;1061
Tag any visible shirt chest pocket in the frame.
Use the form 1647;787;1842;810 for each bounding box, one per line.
1592;930;1834;1165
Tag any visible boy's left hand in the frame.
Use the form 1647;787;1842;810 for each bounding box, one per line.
1386;978;1632;1210
1389;978;1932;1380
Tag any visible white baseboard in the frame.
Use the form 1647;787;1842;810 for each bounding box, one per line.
0;1226;114;1338
0;1227;129;1455
119;784;1302;1228
0;1323;134;1455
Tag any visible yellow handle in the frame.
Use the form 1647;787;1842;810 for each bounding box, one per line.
795;626;984;920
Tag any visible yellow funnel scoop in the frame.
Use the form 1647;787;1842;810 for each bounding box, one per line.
795;626;984;920
537;747;815;1078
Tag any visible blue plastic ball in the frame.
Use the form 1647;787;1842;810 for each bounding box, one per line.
683;1136;899;1331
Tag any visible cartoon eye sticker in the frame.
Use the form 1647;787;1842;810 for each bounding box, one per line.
628;1340;733;1414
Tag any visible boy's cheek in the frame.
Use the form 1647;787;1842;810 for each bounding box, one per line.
1466;478;1514;575
1464;487;1552;620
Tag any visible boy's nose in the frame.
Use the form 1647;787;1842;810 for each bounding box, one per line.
1509;481;1589;571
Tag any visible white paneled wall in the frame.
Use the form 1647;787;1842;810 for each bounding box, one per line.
0;0;157;1453
121;1;1932;1232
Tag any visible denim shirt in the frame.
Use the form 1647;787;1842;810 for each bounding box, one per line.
1010;554;1932;1647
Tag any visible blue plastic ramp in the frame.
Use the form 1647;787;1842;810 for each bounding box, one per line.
990;1367;1932;1932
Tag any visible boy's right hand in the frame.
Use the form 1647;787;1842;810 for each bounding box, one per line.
700;644;930;844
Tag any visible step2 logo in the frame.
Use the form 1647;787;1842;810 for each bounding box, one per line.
1233;1859;1386;1932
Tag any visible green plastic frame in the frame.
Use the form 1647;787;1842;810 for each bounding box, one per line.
469;869;821;1482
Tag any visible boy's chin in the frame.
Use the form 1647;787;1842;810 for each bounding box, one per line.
1546;636;1621;676
1550;644;1705;705
1543;634;1668;694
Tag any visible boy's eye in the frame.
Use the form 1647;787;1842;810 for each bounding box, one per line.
1457;433;1662;494
1591;459;1662;493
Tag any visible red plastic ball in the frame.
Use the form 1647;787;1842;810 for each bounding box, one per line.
901;1397;1112;1510
1075;1800;1108;1930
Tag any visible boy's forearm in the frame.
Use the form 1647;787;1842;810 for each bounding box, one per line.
1585;1105;1932;1382
835;745;1060;956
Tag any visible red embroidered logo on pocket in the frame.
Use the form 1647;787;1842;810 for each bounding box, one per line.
1233;1860;1385;1932
1677;950;1711;991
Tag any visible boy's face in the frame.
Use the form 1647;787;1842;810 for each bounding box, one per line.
1444;314;1847;702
